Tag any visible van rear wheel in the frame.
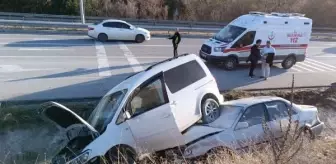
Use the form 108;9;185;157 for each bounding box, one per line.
201;97;220;124
282;56;296;69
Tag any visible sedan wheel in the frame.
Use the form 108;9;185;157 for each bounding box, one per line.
98;33;108;42
135;34;145;43
201;98;220;124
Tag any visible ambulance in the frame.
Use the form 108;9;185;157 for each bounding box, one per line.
199;11;312;70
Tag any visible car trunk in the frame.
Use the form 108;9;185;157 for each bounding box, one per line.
39;102;99;163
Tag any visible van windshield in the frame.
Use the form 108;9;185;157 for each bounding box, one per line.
214;25;246;43
87;89;127;132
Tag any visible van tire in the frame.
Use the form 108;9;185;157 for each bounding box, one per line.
98;33;108;42
223;57;238;70
201;96;220;124
105;146;136;164
135;34;145;43
282;55;296;69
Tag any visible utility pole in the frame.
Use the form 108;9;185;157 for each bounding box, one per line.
79;0;85;24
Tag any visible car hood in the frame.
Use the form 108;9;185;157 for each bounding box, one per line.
204;38;229;47
136;27;150;34
37;102;99;162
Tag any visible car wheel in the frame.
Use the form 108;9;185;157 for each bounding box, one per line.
282;55;296;69
223;57;238;70
105;146;136;164
201;97;220;124
135;34;145;43
98;33;108;42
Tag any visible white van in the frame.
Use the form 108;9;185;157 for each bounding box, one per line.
41;53;224;164
199;12;312;70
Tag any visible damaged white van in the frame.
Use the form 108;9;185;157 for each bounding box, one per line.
199;11;312;70
40;53;224;164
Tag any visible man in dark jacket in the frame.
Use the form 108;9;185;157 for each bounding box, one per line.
168;28;181;57
246;39;262;78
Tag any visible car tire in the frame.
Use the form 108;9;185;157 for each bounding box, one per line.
98;33;108;42
105;146;136;164
201;96;220;124
135;34;145;43
282;55;296;69
223;57;238;70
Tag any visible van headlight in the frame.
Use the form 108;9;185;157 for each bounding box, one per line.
67;149;91;164
214;47;226;52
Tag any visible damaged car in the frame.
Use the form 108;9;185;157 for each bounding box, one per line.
39;53;224;164
183;96;325;159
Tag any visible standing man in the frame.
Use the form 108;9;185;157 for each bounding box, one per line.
168;28;181;57
246;39;262;78
260;40;275;80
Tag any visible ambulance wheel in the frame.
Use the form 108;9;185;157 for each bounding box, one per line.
282;55;296;69
223;57;238;70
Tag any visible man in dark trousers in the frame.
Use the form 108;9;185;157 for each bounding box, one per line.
246;39;262;78
168;28;181;57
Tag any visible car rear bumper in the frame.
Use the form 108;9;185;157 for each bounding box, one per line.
309;121;324;136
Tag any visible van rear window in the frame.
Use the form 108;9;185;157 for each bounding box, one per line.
164;60;206;93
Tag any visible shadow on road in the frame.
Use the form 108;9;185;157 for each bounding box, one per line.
206;62;289;90
323;47;336;54
7;62;155;82
4;38;148;48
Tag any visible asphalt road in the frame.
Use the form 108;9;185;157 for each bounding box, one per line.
0;33;336;101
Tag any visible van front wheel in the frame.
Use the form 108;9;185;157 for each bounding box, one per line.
282;56;296;69
105;146;136;164
223;57;238;70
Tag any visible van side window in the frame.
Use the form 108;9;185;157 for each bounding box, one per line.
164;60;206;93
232;31;256;48
127;76;168;117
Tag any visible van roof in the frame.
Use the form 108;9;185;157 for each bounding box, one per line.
230;11;312;28
104;53;200;96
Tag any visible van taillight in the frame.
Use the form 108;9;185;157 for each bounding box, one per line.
88;27;94;31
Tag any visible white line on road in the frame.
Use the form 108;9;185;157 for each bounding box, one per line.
297;62;325;72
94;41;111;77
314;56;336;58
292;64;315;72
118;42;143;72
18;48;68;51
0;55;170;59
306;58;336;69
304;60;336;71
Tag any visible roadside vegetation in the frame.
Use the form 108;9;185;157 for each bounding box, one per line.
0;84;335;163
0;0;335;27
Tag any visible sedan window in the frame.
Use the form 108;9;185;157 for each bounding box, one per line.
102;22;118;28
265;101;294;121
238;103;267;127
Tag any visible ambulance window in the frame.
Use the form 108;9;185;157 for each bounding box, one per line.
232;31;256;48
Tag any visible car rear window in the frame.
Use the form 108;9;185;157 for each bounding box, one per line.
164;60;206;93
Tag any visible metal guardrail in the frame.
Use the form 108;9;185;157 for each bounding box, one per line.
1;12;336;32
1;19;336;36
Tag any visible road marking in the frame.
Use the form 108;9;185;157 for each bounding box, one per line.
306;58;336;69
18;48;67;51
118;42;143;72
0;65;60;73
304;60;336;72
292;64;315;72
289;67;302;72
314;56;336;58
127;44;199;47
94;41;111;77
297;62;325;72
0;55;170;59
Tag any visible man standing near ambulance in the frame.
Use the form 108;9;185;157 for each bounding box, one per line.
247;39;262;78
260;40;275;80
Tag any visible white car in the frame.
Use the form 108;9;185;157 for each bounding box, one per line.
41;53;224;164
88;19;151;43
183;96;325;158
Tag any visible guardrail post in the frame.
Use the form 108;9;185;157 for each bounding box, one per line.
80;0;85;24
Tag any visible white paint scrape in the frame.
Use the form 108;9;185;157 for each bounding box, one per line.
94;41;111;77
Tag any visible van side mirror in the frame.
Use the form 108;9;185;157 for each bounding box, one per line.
236;122;249;130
